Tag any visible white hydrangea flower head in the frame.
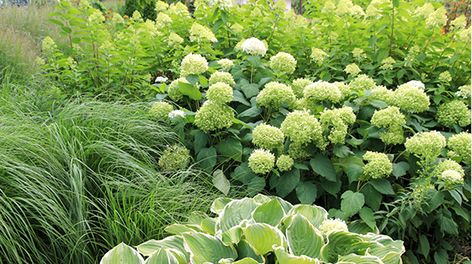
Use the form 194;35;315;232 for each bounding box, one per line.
217;59;234;71
426;7;447;28
344;63;361;76
269;52;297;74
311;48;328;64
189;22;218;43
406;80;425;89
241;37;268;56
319;219;348;235
439;170;464;186
207;0;234;10
154;76;168;83
180;53;208;77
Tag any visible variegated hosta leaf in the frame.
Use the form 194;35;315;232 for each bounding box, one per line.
211;197;233;214
217;257;260;264
336;253;383;264
363;233;405;264
136;235;188;261
217;198;258;232
286;204;328;228
253;194;293;214
164;223;203;235
234;239;265;263
320;231;375;263
100;243;144;264
286;214;324;258
144;248;186;264
183;232;237;263
252;199;285;226
273;246;320;264
242;223;287;255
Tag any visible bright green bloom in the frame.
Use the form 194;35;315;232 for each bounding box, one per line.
288;143;311;160
447;132;471;164
349;74;376;94
209;71;235;87
269;52;297;74
281;110;325;148
426;7;447;28
415;3;434;17
303;81;342;104
310;48;328;64
256;82;296;109
392;83;430;113
156;13;172;26
380;57;395;70
320;107;356;144
276;155;294;172
371;106;405;145
180;53;208;77
436;100;471;127
194;101;234;132
433;159;465;177
41;36;57;55
248;149;275;174
352;48;367;60
189;22;217;43
411;183;435;207
405;131;446;159
370;86;394;104
158;144;191;171
149;101;173;121
252;124;284;150
167;77;190;101
168;32;184;47
291;78;313;98
155;1;169;12
362;151;393;180
438;71;452;83
344;63;361;76
456;84;471;100
334;82;351;100
319;219;348;235
438;170;464;187
206;82;233;104
217;59;234;71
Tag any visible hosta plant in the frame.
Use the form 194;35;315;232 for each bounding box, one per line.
100;194;405;264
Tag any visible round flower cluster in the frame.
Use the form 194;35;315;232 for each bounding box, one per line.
303;81;342;105
370;86;394;103
194;101;234;132
88;10;105;24
336;0;365;16
447;132;471;164
167;2;190;17
41;36;57;55
281;110;325;148
149;101;173;121
291;78;312;98
156;13;172;26
189;23;218;43
436;100;471;128
155;1;169;12
438;71;452;83
209;71;235;87
405;131;446;160
319;219;348;235
207;0;233;10
252;124;284;150
241;37;267;56
288;143;310;160
206;82;233;104
371;106;406;145
349;74;376;94
366;0;389;17
256;82;296;109
433;159;464;177
380;57;395;70
310;48;328;64
231;23;243;34
352;48;367;60
276;155;294;172
167;77;189;101
439;170;464;187
391;83;430;113
334;82;351;99
111;13;125;25
248;149;275;174
168;110;185;119
415;3;434;18
456;84;471;100
217;59;234;71
269;52;297;74
158;144;191;171
180;53;208;77
320;107;356;144
406;80;425;90
426;7;447;28
167;32;184;47
344;63;361;76
362;151;393;180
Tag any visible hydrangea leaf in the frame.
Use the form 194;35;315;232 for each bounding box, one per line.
340;191;365;218
310;154;337;182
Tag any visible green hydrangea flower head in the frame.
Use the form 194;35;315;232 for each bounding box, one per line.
158;144;191;171
180;53;208;77
438;170;464;187
252;124;284;150
288;143;311;160
167;77;190;101
319;219;348;235
209;71;236;87
447;132;471;164
371;106;405;145
149;101;173;121
269;52;297;74
426;7;447;28
344;63;361;76
189;22;217;43
292;78;313;98
217;59;234;71
349;74;376;94
41;36;57;55
370;86;394;104
320;107;356;144
303;81;342;104
456;84;471;100
334;81;351;99
362;151;393;180
436;100;471;127
256;82;296;109
411;183;435;207
206;82;233;104
405;131;446;159
168;32;184;47
380;57;395;70
276;155;294;172
281;110;325;148
310;48;328;64
248;149;275;174
194;101;234;132
392;83;430;113
156;13;172;26
433;159;465;178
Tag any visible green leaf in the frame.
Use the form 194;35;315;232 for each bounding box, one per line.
252;199;285;226
276;169;300;197
213;170;231;195
320;231;372;262
287;204;328;228
231;163;256;184
274;246;319;264
217;198;258;232
247;177;266;196
296;182;317;204
233;90;251;106
369;179;395;195
144;248;182;264
100;243;144;264
392;162;409;178
310;154;336;182
333;145;353;158
240;83;260;98
182;233;237;263
193;130;208;153
359;207;376;230
196;147;217;172
286;214;324;258
177;82;202;100
340;191;365;218
418;235;430;257
216;137;243;161
238;106;262;118
137;236;187;259
337;254;383;263
339;156;364;184
320;177;341;196
243;223;286;255
361;185;382;211
164;224;202;235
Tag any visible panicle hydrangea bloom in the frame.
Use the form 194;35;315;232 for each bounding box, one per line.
380;57;395;70
167;77;190;101
371;106;406;145
426;7;447;28
291;78;313;98
194;101;234;132
155;1;169;12
248;149;275;174
438;71;452;83
281;110;325;148
439;170;464;187
319;219;349;235
303;81;342;104
241;37;267;56
349;74;376;94
405;131;446;160
269;52;297;74
207;0;233;10
167;2;190;17
322;0;336;13
256;82;296;109
436;100;471;127
344;63;361;76
158;144;191;171
370;86;394;103
189;23;218;43
391;83;430;113
168;32;184;47
180;53;208;77
88;10;105;24
447;132;471;164
320;107;356;144
366;0;389;17
206;82;233;104
149;101;173;121
415;3;434;18
433;159;465;177
111;13;125;24
156;13;172;26
352;48;367;60
336;0;365;16
456;84;471;100
451;15;467;29
362;151;393;180
406;80;425;90
252;124;284;150
209;71;235;87
217;59;234;71
231;23;244;34
276;155;294;172
41;36;57;54
310;48;328;64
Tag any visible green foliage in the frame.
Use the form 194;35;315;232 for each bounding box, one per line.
101;194;405;263
123;0;157;20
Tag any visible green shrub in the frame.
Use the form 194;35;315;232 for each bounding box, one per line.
123;0;156;20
